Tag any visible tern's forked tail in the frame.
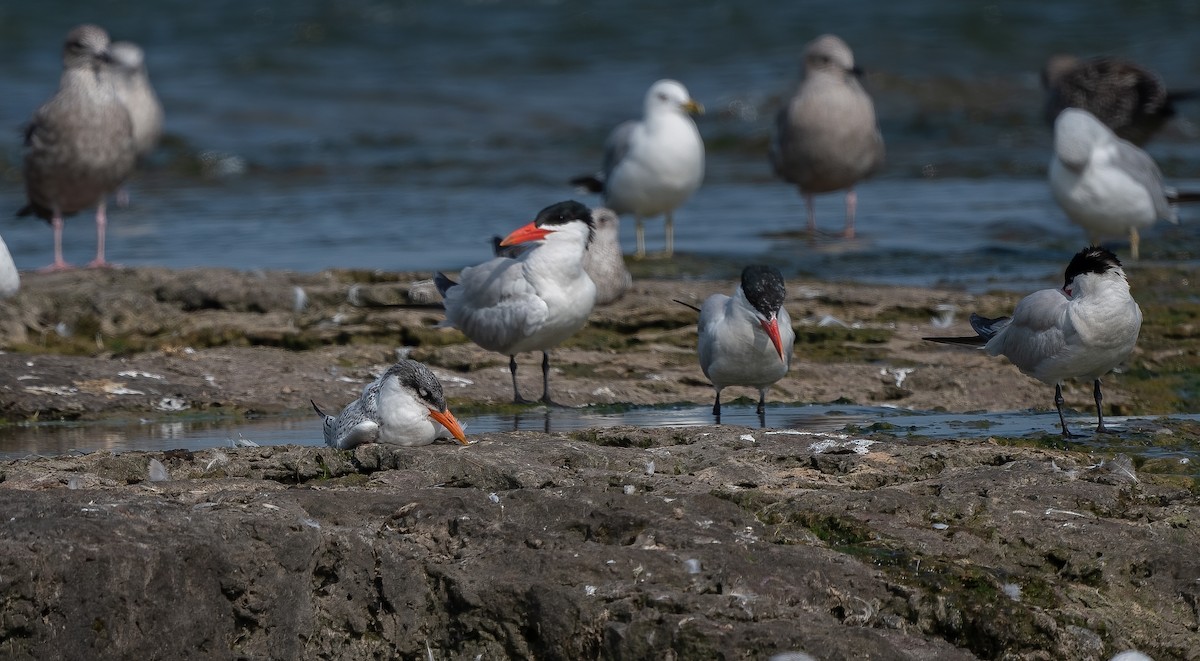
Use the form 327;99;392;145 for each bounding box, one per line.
568;173;605;194
433;272;458;297
923;313;1010;346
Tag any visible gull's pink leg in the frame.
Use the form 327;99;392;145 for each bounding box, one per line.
39;211;73;272
844;189;857;239
86;200;110;269
804;193;817;235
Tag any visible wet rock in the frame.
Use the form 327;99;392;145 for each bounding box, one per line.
1;428;1197;659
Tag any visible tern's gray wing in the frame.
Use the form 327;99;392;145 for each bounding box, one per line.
326;380;383;449
987;288;1071;377
1111;139;1174;220
601;120;638;180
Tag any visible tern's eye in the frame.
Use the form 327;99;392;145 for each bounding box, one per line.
657;92;668;102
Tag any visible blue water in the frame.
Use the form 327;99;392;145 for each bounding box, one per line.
2;1;1200;290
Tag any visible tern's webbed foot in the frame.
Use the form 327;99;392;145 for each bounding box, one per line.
1095;424;1120;435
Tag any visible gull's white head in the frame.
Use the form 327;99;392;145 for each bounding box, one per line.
1054;108;1110;170
109;41;147;72
644;79;703;118
803;34;858;77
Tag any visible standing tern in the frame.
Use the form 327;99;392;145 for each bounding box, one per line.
492;206;631;306
18;24;136;271
1049;108;1177;260
770;34;885;239
570;79;705;259
925;246;1142;438
695;265;795;419
438;200;597;405
312;359;468;449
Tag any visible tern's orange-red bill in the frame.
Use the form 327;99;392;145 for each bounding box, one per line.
760;318;785;361
428;408;469;445
499;222;550;247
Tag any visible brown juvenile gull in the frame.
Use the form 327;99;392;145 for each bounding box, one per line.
770;34;885;239
109;40;163;160
1041;54;1197;146
570;79;705;259
18;24;136;271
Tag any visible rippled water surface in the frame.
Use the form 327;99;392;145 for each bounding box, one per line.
2;3;1200;458
3;405;1198;469
1;1;1200;290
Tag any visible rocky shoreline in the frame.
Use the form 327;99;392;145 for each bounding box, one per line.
1;266;1198;659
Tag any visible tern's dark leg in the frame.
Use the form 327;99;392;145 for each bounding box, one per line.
1055;384;1081;438
756;389;767;415
538;351;570;407
510;355;534;405
712;389;722;419
1093;379;1118;434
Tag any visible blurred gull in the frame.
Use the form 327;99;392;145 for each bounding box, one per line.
1042;54;1196;146
109;41;163;160
771;34;885;239
1049;108;1176;260
18;24;136;271
570;79;705;258
0;234;18;299
493;207;631;306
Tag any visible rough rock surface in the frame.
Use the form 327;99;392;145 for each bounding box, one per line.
0;266;1197;659
2;427;1198;660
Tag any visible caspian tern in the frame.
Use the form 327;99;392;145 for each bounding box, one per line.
1041;54;1194;146
696;265;795;418
770;34;885;239
1049;108;1178;261
570;79;704;259
438;200;597;405
312;359;468;449
19;25;136;271
492;206;631;306
925;246;1142;438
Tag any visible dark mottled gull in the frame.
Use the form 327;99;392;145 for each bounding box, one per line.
1041;54;1197;146
770;34;885;239
18;24;136;271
